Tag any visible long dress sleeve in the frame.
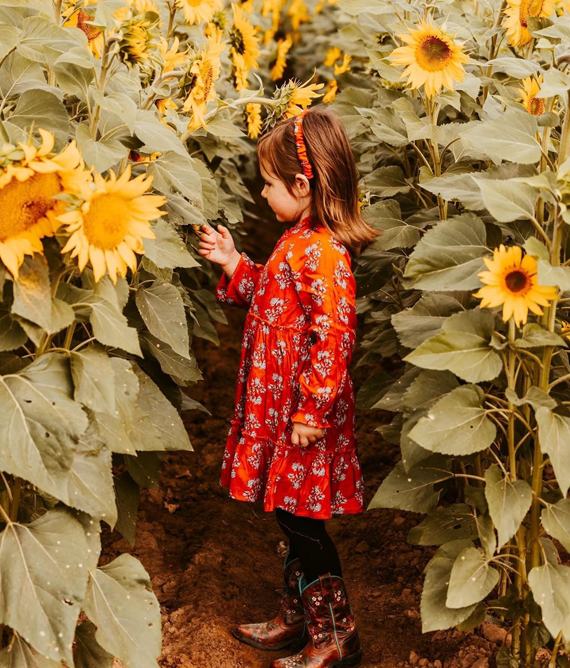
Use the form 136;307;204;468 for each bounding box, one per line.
215;252;265;309
288;236;357;429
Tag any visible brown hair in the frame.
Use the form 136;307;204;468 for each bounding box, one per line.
257;106;381;258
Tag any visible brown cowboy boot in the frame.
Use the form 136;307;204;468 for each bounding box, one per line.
233;553;307;651
269;572;363;668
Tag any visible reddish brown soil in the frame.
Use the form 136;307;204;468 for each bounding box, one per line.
101;212;505;668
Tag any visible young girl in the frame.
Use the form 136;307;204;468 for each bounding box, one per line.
197;107;379;668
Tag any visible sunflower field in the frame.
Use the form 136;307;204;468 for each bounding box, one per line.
3;0;570;663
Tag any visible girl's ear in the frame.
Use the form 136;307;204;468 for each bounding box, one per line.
293;173;311;197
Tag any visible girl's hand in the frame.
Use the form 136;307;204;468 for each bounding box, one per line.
291;422;324;448
197;224;238;268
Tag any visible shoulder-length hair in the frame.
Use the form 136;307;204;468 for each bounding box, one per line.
257;106;381;257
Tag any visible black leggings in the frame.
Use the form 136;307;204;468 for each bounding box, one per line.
275;508;342;584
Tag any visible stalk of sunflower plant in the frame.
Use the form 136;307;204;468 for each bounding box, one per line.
58;166;166;284
0;130;88;279
389;20;468;98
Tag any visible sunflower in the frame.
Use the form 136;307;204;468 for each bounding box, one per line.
288;0;309;34
64;8;104;58
285;79;324;118
261;0;282;44
270;34;292;81
158;37;188;73
230;3;260;72
334;53;352;75
246;103;263;138
59;167;166;284
324;46;341;67
518;75;545;115
182;34;226;131
156;97;178;117
176;0;222;25
389;21;468;98
322;78;338;103
474;245;558;326
118;11;160;68
503;0;555;46
0;130;87;279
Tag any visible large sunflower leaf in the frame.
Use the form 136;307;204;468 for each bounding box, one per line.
70;344;116;414
0;634;62;668
404;309;503;383
407;504;478;546
541;499;570;553
421;540;478;632
536;407;570;496
368;460;453;513
476;178;538;222
403;214;490;291
0;508;89;665
0;353;87;502
446;547;500;608
83;553;162;668
75;621;115;668
484;465;532;549
528;562;570;638
135;281;190;359
85;292;142;357
407;385;496;456
143;219;200;270
0;307;28;352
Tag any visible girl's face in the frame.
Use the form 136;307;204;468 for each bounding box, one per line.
260;161;311;224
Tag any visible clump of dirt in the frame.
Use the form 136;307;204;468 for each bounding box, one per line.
100;213;504;668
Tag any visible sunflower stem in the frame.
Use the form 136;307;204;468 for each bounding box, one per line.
507;318;518;482
63;323;77;350
559;91;570;167
167;2;177;39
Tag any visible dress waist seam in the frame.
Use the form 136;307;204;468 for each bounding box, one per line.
250;311;306;332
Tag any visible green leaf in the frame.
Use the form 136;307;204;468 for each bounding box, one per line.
403;370;460;412
536;407;570;496
125;452;160;488
83;553;162;668
133;366;192;451
392;293;465;348
400;410;435;472
70;344;116;414
403;214;490;291
11;256;74;334
524;237;550;262
9;89;70;147
67;421;117;527
463;110;541;165
405;309;503;383
134;109;186;156
476;179;538;222
506;386;557;410
206;114;245;137
143;219;200;270
53;49;94;100
407;504;478;546
0;634;62;667
372;366;421;412
537;259;570;291
86;292;142;357
75;621;115;668
420;171;484;211
362;165;410;197
0;508;89;665
136;282;189;359
484;465;532;549
363;199;420;250
535;68;570;98
141;332;203;383
147;151;202;206
528;562;570;638
446;547;500;608
17;15;82;63
114;470;139;547
0;353;88;502
76;123;127;172
541;499;570;553
486;57;540;78
421;540;478;632
0;307;28;352
514;323;566;349
408;385;496;456
91;91;138;132
368;460;452;513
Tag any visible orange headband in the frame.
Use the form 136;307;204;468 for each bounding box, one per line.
293;111;314;180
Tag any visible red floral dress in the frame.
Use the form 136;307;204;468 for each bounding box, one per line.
215;216;364;519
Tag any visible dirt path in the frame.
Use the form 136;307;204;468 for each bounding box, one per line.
101;211;502;668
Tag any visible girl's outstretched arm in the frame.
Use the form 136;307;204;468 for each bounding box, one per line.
288;236;357;429
215;252;265;309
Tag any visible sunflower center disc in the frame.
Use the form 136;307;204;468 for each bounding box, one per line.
417;37;452;72
76;10;102;41
505;270;529;293
0;173;61;242
82;194;131;250
530;97;544;115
